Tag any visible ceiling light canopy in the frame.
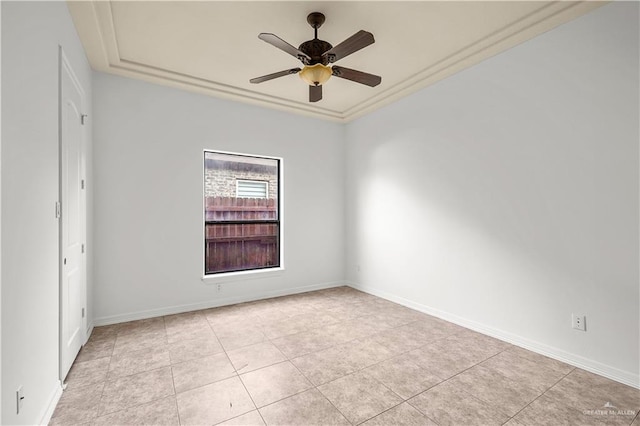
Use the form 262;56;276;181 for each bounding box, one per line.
299;64;332;86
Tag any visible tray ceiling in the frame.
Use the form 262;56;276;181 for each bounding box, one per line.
68;1;604;122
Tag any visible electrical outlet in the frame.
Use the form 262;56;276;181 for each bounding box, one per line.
16;386;24;414
217;283;221;293
572;314;586;331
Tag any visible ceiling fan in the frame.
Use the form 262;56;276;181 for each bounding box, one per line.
250;12;382;103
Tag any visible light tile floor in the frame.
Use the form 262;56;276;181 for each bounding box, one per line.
50;287;640;425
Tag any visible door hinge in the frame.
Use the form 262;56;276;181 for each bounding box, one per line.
81;114;88;125
55;202;61;219
81;308;85;318
81;244;85;254
81;179;85;190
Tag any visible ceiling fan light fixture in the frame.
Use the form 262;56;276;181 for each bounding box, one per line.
299;64;332;86
251;13;380;102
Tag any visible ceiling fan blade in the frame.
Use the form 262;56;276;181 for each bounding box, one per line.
250;68;301;84
331;66;381;87
309;85;322;102
258;33;311;62
322;30;375;63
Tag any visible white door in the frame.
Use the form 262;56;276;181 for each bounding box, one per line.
60;49;87;380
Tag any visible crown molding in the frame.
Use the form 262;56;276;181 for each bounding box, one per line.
68;1;606;123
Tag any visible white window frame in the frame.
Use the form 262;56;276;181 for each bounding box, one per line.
201;149;284;283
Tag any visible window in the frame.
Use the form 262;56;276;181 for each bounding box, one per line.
236;180;268;199
204;151;280;275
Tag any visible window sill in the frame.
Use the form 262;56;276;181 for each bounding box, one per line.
201;267;284;284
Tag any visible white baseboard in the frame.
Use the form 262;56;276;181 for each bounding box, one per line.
39;381;63;425
93;281;346;326
348;281;640;390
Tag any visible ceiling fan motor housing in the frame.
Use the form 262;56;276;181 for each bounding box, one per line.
299;39;333;65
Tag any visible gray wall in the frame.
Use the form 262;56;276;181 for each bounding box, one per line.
92;72;346;323
1;2;93;424
345;2;639;387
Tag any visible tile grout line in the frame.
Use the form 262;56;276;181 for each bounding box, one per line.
506;366;577;423
261;306;352;425
165;316;183;426
208;314;270;426
264;305;377;425
453;347;524;411
283;325;461;390
73;306;273;422
95;317;179;422
92;325;119;421
273;313;456;425
58;328;114;423
284;350;353;424
88;314;467;397
62;288;637;426
66;296;464;423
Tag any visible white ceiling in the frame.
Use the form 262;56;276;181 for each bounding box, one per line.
68;1;604;122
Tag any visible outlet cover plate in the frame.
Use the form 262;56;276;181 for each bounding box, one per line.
572;314;586;331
